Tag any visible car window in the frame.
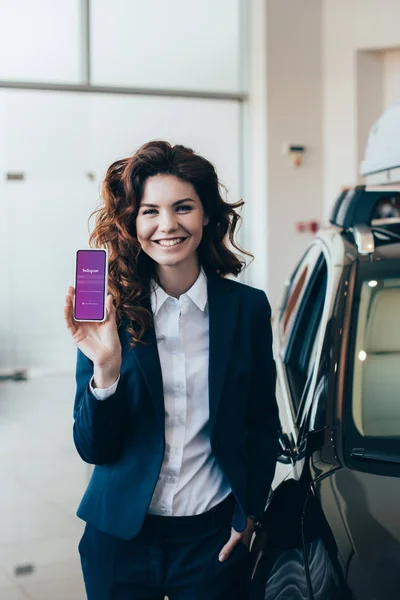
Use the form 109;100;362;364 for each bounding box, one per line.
372;194;400;220
352;275;400;438
307;320;323;380
282;266;308;334
284;256;328;415
279;245;323;354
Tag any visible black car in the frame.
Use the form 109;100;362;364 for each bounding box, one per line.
250;185;400;600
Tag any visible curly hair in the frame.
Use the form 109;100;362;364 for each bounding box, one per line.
88;140;253;347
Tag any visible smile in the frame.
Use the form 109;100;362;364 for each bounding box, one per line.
154;237;188;247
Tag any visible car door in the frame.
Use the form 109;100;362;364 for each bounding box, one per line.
299;272;353;600
311;258;400;600
251;247;330;600
294;257;357;600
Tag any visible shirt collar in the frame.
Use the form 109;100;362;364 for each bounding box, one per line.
185;268;208;312
150;268;208;316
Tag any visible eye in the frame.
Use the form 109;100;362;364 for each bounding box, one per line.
176;205;192;212
142;208;157;215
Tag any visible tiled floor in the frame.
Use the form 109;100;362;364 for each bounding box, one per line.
0;373;87;599
0;372;286;600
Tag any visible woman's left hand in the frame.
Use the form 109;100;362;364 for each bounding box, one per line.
218;516;255;562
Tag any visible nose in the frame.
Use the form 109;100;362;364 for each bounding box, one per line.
159;209;179;233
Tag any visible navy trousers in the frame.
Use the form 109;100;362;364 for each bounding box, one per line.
79;495;251;599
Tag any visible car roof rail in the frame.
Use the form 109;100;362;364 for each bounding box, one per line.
328;185;399;228
329;185;400;254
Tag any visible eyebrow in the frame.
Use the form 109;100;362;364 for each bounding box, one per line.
140;198;195;208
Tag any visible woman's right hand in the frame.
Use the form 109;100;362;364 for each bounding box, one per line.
64;286;122;381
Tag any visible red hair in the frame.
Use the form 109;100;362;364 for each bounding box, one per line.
89;140;252;346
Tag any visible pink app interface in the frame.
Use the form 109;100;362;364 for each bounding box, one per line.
75;250;106;321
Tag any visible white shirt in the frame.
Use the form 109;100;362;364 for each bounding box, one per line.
89;270;231;516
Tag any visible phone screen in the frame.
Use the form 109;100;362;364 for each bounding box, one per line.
74;249;107;321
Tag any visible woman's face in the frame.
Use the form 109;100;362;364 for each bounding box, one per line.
136;174;208;270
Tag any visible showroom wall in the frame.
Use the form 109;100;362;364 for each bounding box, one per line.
8;1;399;372
244;0;269;292
262;0;400;310
0;0;329;369
0;0;251;372
383;49;400;108
265;0;323;310
323;0;400;215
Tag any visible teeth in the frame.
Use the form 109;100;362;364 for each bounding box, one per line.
158;238;184;247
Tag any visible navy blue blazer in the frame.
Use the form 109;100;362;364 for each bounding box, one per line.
73;272;279;540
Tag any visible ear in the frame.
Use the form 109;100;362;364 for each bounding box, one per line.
203;215;209;226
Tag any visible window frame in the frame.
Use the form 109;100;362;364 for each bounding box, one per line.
278;245;323;356
285;255;328;420
278;244;329;429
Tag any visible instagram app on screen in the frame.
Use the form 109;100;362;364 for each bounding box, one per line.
74;249;108;322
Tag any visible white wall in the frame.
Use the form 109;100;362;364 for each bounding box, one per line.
0;92;11;368
383;49;400;108
356;50;384;173
90;0;242;93
323;0;400;215
0;0;82;83
252;0;400;308
265;0;323;309
242;0;269;291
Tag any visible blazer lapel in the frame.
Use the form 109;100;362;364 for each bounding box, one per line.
120;273;240;434
121;316;165;432
207;274;240;432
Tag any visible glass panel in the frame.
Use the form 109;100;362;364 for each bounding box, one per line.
279;245;322;349
0;0;81;83
87;93;241;202
285;261;327;412
6;178;95;369
4;90;90;177
90;0;243;92
0;92;11;368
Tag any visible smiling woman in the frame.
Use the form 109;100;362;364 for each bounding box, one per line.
88;140;250;347
66;140;279;600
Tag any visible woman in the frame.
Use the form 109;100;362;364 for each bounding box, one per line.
64;141;279;600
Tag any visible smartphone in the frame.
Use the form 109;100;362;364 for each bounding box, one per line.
74;248;108;322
